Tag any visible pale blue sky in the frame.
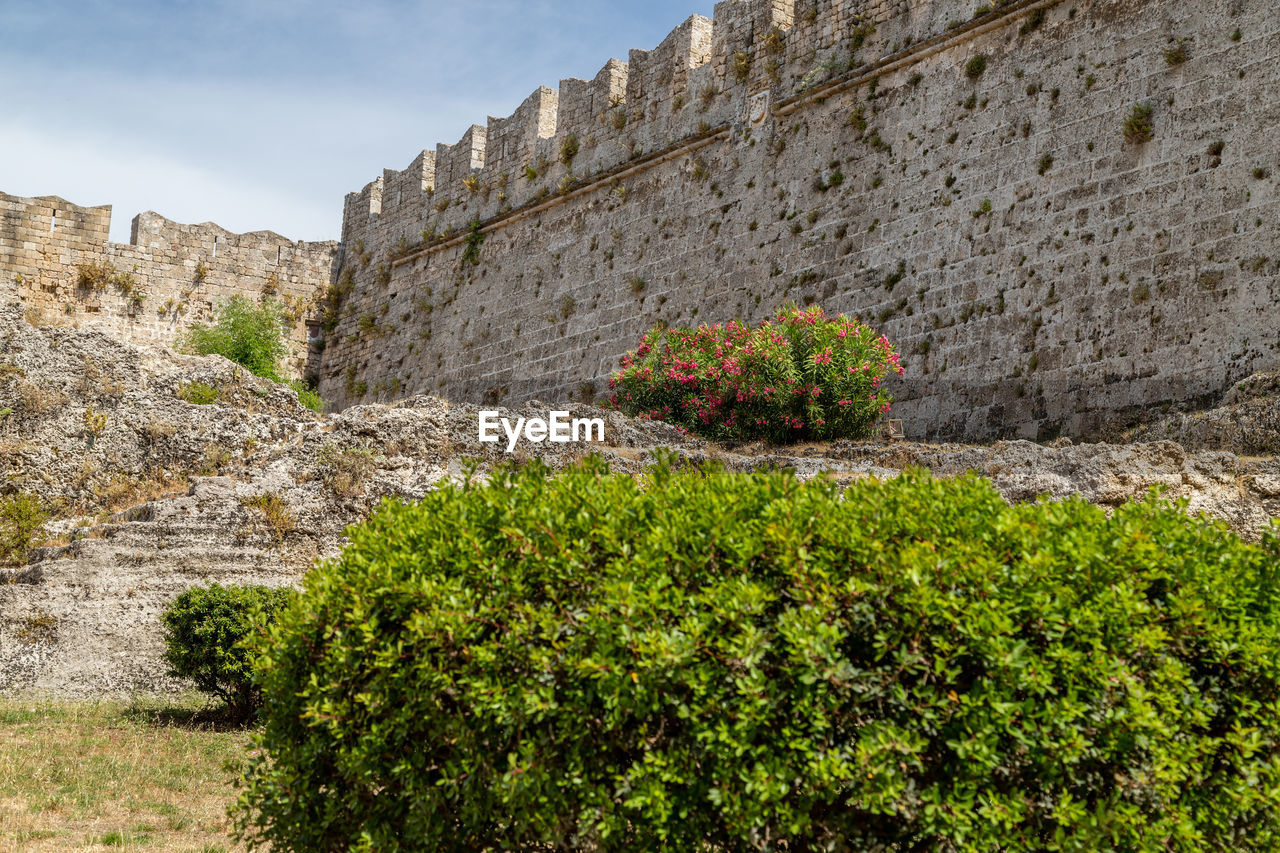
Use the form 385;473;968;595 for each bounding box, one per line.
0;1;715;243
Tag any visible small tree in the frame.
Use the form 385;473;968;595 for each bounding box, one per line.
161;584;293;719
182;296;288;381
180;297;324;411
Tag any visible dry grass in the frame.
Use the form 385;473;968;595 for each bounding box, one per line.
15;381;66;417
141;419;176;446
74;261;118;293
0;697;252;851
198;446;233;477
240;493;295;546
94;471;188;515
317;445;378;498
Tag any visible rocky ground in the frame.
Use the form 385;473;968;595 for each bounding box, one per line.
1131;370;1280;457
1;303;1278;697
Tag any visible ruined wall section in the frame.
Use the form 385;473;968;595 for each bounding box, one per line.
1;192;339;377
321;0;1280;440
0;195;111;304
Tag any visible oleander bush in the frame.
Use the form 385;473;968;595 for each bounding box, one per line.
608;305;904;442
161;583;293;719
236;459;1280;851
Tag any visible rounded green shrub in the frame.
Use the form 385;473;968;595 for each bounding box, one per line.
161;583;293;718
608;304;904;442
238;459;1280;851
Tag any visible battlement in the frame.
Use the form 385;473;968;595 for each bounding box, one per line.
481;86;558;194
341;0;978;248
1;190;339;376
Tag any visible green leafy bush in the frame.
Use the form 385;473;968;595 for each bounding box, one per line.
161;583;293;718
0;491;47;565
236;460;1280;851
181;296;288;380
608;305;903;442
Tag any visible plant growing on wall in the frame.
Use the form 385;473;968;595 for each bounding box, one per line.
559;133;579;166
558;293;576;319
1123;103;1154;143
112;270;137;297
1163;38;1190;65
461;218;485;266
763;26;785;56
849;19;875;52
1018;7;1046;36
75;260;123;292
320;271;354;334
848;103;868;134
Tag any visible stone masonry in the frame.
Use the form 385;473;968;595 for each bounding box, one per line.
322;0;1279;440
0;192;339;378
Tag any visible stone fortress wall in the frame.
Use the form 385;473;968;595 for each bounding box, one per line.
3;0;1275;439
323;0;1279;440
0;192;339;377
